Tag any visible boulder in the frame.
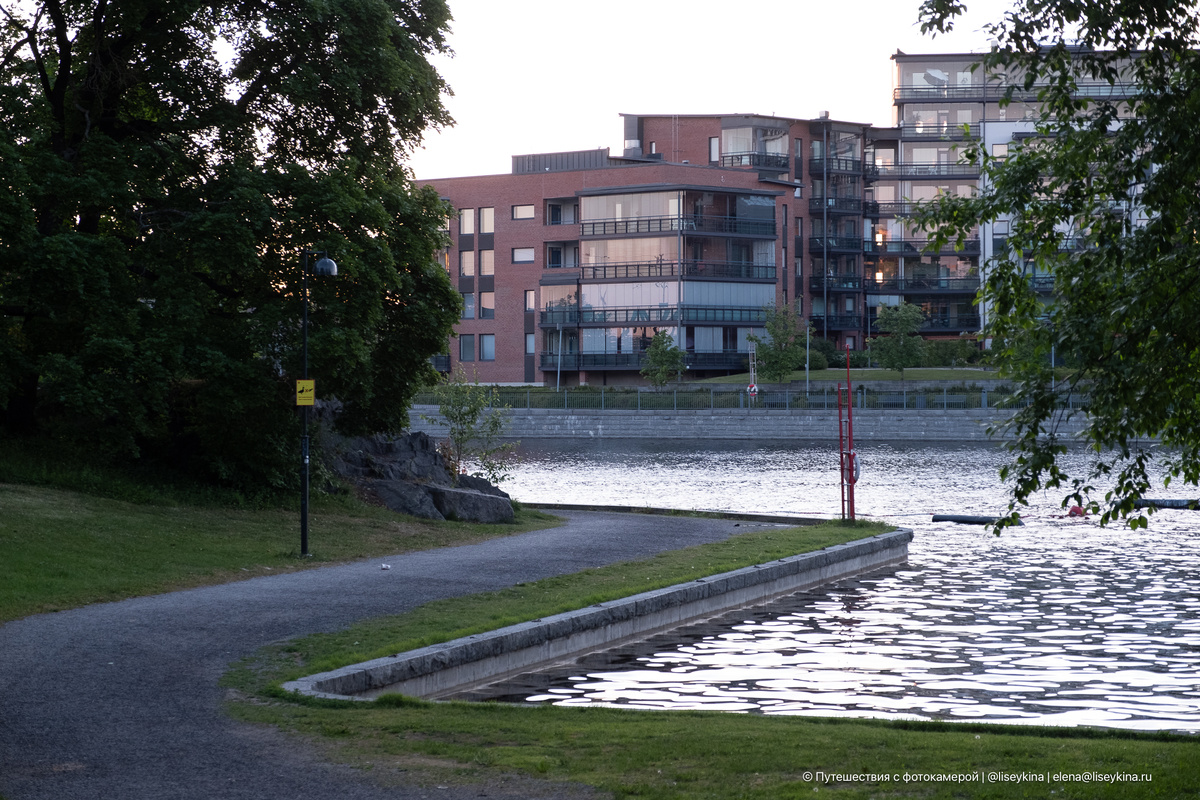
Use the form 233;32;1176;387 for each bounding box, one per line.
374;480;445;521
426;485;515;524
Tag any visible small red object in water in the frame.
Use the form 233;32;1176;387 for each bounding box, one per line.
1068;505;1087;517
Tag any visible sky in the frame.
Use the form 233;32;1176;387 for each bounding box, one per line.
407;0;1018;180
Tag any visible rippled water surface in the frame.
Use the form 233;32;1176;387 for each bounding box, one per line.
480;440;1200;731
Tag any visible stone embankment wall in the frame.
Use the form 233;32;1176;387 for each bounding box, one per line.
409;406;1089;443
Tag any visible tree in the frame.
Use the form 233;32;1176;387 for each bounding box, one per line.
915;0;1200;527
869;303;926;379
0;1;460;490
748;304;808;384
640;330;685;388
423;368;516;486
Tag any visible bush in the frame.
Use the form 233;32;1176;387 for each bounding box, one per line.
804;350;829;371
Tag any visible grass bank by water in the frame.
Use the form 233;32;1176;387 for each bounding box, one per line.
224;518;1198;799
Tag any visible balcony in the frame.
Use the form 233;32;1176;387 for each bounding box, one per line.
809;157;864;174
539;350;753;372
810;274;863;292
581;214;775;238
809;196;863;214
810;314;863;331
539;306;768;327
893;81;1140;104
898;122;981;140
864;238;981;256
578;260;776;281
872;161;980;179
865;201;917;217
866;276;981;293
922;314;982;332
721;152;789;169
808;235;864;254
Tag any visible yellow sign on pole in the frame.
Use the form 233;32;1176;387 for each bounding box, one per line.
296;380;315;406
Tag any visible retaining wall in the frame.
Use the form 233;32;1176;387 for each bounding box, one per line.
283;528;913;702
409;407;1087;442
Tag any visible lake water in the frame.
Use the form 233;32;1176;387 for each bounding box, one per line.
473;439;1200;732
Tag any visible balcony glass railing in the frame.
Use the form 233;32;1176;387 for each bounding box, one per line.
810;314;863;331
864;238;981;255
581;214;775;237
809;275;863;291
921;315;982;332
538;351;753;372
893;81;1140;103
808;235;865;253
898;122;981;140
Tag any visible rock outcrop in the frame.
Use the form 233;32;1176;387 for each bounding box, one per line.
330;432;513;524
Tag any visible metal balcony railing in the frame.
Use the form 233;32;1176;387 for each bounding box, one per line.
871;162;981;178
893;81;1141;103
581;214;775;237
809;275;863;291
809;156;864;174
810;314;863;331
539;306;768;326
866;277;981;293
577;260;776;281
537;351;752;372
921;315;982;332
721;152;790;169
808;235;864;253
809;196;863;214
864;238;982;255
898;122;982;140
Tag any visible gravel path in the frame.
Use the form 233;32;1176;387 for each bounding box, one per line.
0;510;748;800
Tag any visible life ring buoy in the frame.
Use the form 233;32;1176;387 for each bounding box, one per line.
748;383;758;396
852;450;861;483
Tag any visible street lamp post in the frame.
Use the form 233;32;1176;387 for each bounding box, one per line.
300;250;337;557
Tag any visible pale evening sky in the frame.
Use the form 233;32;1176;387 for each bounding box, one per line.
407;0;1017;180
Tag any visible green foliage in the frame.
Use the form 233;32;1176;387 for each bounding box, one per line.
915;0;1200;524
747;304;808;384
923;337;983;367
869;303;927;378
0;1;459;492
424;368;517;485
639;330;685;388
804;349;829;372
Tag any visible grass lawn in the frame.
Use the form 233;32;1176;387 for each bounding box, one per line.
224;519;1199;799
0;482;561;622
699;367;1004;384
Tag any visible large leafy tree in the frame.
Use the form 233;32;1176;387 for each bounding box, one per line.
870;302;926;379
914;0;1200;527
0;0;461;489
748;304;807;384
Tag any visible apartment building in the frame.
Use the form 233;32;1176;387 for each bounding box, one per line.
423;113;876;386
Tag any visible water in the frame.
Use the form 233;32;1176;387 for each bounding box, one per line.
476;439;1200;732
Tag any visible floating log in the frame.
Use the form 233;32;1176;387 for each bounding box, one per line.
931;514;1024;526
1133;499;1200;510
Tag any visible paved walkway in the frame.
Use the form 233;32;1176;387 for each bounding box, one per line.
0;510;753;800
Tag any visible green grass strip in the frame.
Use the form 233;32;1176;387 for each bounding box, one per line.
0;483;560;622
225;519;1199;799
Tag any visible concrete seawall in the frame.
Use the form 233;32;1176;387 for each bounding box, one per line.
409;406;1088;442
283;528;913;701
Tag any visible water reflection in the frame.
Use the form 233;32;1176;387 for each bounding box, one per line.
477;440;1200;732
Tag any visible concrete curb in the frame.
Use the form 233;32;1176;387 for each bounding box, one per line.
283;528;913;702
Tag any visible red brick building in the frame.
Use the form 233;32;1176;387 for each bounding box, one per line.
421;113;925;386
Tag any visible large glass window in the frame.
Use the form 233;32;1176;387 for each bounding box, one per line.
580;192;677;221
480;207;494;234
459;208;474;235
581;283;678;309
461;293;475;319
581;237;678;264
479;249;494;276
459;250;474;276
512;204;535;219
541;285;577;310
459;334;475;361
480;334;495;361
480;292;494;319
525;333;536;354
524;289;536;311
682;283;775;308
512;247;535;263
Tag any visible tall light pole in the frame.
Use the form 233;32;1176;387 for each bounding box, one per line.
299;250;337;558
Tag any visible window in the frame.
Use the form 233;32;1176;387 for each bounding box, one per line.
459;334;475;361
461;292;475;319
480;207;494;234
480;334;495;361
524;290;535;311
709;137;719;163
479;249;494;276
459;250;474;276
992;143;1009;161
480;291;494;319
525;332;536;354
459;208;474;234
512;247;535;263
547;246;563;268
512;204;535;219
549;204;562;225
649;141;657;154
